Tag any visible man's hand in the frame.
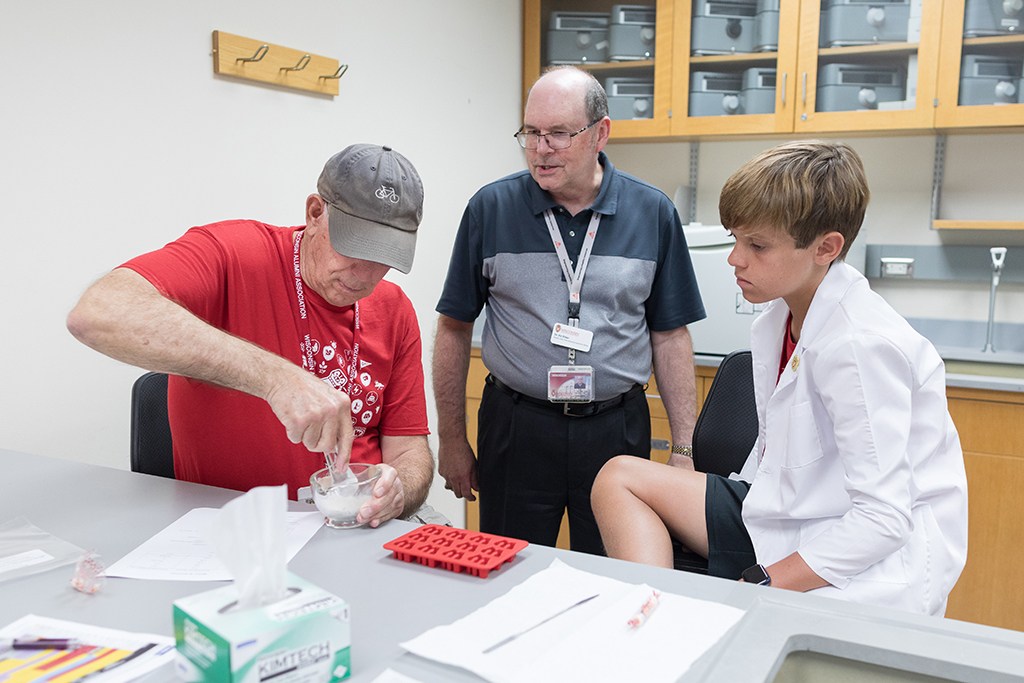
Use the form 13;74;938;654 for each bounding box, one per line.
438;439;479;501
265;371;355;465
356;463;405;527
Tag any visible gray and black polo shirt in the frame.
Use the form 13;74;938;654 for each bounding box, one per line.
437;152;705;401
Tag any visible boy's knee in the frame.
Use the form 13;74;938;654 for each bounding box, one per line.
596;454;635;481
593;455;639;500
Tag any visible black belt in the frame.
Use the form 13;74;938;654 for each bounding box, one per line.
486;374;645;418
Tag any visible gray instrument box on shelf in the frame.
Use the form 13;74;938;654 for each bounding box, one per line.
958;55;1022;105
547;11;609;64
816;63;905;111
691;0;757;55
754;0;780;51
608;5;657;61
963;0;1023;37
741;67;777;114
689;71;743;116
819;0;911;48
606;77;655;119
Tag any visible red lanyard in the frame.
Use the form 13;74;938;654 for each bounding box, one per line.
291;230;360;388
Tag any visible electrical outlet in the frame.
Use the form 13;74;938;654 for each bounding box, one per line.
880;257;915;278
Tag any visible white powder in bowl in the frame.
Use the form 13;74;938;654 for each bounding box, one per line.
311;467;378;528
317;486;365;520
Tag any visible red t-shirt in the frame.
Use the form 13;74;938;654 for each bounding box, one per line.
121;220;428;497
778;312;797;384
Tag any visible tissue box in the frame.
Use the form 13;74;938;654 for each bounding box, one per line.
173;572;351;683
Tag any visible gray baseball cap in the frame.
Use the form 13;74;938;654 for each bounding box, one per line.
317;144;423;274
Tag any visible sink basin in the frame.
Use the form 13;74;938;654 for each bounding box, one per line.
768;635;1024;683
773;650;956;683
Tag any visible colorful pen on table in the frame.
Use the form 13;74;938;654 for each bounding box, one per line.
0;637;83;650
627;590;661;629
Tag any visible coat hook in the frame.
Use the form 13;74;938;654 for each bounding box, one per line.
320;64;349;80
281;54;311;72
237;44;269;63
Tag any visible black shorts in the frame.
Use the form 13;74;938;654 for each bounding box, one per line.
705;475;756;579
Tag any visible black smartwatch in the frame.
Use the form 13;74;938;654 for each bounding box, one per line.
741;564;771;586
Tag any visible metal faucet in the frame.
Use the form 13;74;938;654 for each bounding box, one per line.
982;247;1007;353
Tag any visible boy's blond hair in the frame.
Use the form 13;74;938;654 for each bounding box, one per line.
719;140;869;260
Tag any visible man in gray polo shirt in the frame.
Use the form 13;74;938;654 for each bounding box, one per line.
433;67;705;554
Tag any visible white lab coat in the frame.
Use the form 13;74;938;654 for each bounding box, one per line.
737;263;968;616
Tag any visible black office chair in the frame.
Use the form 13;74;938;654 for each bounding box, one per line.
672;349;758;573
130;372;175;479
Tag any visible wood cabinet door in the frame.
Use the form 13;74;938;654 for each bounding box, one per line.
792;0;942;134
523;0;676;141
669;0;801;137
944;389;1024;631
934;0;1024;129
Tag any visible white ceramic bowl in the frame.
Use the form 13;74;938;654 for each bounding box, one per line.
310;463;381;529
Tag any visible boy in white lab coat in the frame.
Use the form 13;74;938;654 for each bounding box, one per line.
592;140;969;616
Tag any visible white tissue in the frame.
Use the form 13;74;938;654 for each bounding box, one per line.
209;485;290;611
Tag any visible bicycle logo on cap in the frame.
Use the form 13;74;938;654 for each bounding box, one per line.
375;185;400;204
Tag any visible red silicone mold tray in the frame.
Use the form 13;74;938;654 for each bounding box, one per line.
383;524;529;578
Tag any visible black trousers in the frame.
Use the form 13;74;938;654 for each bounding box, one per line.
476;376;651;555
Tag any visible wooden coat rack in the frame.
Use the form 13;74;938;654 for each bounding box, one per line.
212;31;347;96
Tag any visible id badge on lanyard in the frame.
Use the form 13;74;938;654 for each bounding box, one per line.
544;209;599;403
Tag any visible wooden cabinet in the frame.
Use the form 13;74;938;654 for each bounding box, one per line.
944;386;1024;632
790;0;943;134
935;0;1024;130
673;0;943;136
523;0;1023;140
669;0;802;137
524;0;677;138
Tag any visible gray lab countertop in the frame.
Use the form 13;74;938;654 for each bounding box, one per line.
3;449;1024;683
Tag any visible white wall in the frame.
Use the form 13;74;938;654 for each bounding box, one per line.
0;0;524;527
608;133;1024;327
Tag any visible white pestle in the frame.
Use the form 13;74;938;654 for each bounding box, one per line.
324;452;356;488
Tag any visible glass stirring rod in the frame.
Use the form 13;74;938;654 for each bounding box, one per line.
482;594;600;654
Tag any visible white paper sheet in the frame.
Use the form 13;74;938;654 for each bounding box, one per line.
400;559;746;683
0;614;175;683
105;508;324;581
369;669;426;683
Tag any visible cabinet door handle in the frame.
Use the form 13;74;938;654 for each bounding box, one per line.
782;72;787;106
802;72;807;105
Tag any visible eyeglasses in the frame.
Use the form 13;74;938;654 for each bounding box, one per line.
514;119;601;150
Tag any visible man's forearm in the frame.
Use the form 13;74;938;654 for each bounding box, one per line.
382;435;435;515
651;326;698;447
431;315;475;442
67;267;296;400
69;267;356;456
